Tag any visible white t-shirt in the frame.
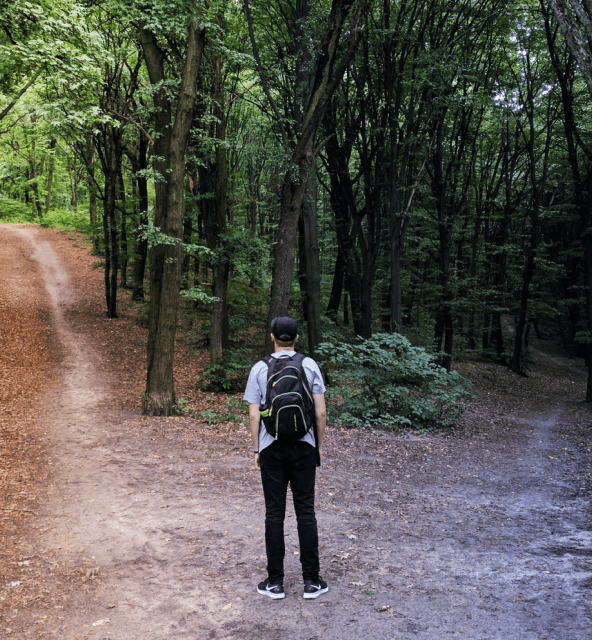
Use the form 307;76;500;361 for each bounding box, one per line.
243;351;326;452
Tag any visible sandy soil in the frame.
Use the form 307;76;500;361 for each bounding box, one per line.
0;223;590;640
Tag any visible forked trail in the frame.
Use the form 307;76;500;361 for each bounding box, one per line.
2;224;591;640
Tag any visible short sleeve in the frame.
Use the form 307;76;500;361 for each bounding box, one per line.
243;362;266;405
303;357;326;394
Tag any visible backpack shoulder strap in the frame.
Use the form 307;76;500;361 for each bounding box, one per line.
290;352;314;394
291;353;320;467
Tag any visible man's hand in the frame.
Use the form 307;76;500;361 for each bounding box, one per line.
254;452;260;470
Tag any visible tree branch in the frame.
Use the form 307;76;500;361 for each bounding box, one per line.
243;0;289;147
0;73;40;125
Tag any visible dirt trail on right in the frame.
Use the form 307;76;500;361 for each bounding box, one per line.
47;340;590;640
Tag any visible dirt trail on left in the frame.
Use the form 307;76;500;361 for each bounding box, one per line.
0;224;112;637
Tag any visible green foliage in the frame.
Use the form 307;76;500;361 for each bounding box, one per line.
171;397;191;415
0;195;36;222
41;208;93;234
180;287;219;305
0;198;91;237
137;223;213;258
317;333;472;430
297;315;350;356
201;349;252;393
226;280;269;309
198;398;248;427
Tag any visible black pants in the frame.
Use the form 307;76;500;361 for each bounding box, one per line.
259;441;319;583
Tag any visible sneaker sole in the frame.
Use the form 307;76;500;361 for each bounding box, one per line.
257;588;286;599
303;586;329;599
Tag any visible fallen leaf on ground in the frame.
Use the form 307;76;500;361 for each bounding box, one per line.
92;618;110;626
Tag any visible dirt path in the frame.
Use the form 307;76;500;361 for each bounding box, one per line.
1;224;591;640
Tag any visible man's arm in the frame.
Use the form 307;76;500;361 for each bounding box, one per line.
313;393;326;460
249;403;261;469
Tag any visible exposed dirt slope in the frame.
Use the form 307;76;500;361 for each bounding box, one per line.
0;223;590;640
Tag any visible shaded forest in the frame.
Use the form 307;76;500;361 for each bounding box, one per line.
0;0;590;417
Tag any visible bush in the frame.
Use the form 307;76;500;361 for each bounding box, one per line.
197;398;248;427
43;209;93;235
317;333;472;430
201;349;253;393
0;196;37;223
0;197;94;236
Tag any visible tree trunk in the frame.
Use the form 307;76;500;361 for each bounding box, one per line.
510;53;550;375
140;17;206;415
29;140;44;220
44;139;56;214
70;159;78;211
248;157;258;234
492;312;504;361
118;168;128;288
326;245;344;323
302;170;323;356
205;39;230;365
102;174;112;313
85;133;99;253
510;243;536;374
265;153;315;354
466;211;481;349
181;214;193;289
251;0;368;355
99;127;122;319
297;213;308;321
434;118;453;372
390;233;405;329
542;5;591;399
127;135;149;300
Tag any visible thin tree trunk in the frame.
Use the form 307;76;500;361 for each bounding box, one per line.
298;213;308;321
128;135;149;300
181;214;193;289
302;170;323;357
99;127;122;319
85;133;99;253
434;118;453;372
29;140;43;220
207;37;230;365
248;157;258;234
510;242;536;374
326;245;345;323
44;139;56;214
118;168;127;288
467;211;481;349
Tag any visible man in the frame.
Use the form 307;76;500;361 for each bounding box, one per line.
243;316;328;600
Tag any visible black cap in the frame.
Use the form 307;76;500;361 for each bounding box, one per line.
271;316;298;341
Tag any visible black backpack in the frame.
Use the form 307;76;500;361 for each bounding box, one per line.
259;353;316;442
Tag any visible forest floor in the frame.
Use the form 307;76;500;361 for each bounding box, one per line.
0;223;590;640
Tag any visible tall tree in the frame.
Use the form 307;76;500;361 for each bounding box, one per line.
245;0;368;355
139;2;207;415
